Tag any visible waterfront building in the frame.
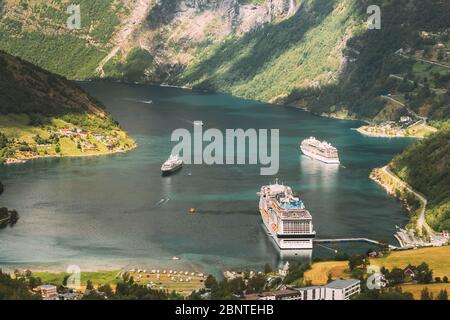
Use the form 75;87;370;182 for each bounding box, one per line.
243;279;361;301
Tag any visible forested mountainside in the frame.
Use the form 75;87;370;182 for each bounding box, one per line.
390;124;450;232
0;50;107;116
1;0;449;123
285;0;450;122
0;0;130;79
0;50;135;163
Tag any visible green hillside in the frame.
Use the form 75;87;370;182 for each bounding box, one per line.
0;50;135;163
1;0;448;122
178;0;358;103
299;0;450;121
390;123;450;231
0;0;128;79
178;0;450;122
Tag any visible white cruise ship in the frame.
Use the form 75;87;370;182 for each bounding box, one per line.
300;137;340;164
258;180;315;250
161;155;183;175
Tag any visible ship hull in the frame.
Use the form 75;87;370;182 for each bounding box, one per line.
161;163;183;176
300;146;340;164
259;208;314;250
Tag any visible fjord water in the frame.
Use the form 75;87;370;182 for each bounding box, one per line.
0;82;412;274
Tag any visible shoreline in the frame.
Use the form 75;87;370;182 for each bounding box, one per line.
85;79;370;124
369;166;417;219
356;124;437;139
356;126;410;138
0;256;205;275
369;166;434;236
4;143;138;165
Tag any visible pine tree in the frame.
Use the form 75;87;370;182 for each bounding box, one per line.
436;289;448;300
420;287;433;300
86;280;94;291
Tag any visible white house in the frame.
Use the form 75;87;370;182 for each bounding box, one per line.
323;279;361;300
243;279;361;301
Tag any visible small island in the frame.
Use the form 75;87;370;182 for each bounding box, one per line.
0;207;19;229
0;182;19;229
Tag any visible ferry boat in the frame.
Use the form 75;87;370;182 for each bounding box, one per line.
258;180;315;250
300;137;340;164
161;155;183;175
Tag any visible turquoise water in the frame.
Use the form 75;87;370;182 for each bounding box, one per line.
0;82;413;274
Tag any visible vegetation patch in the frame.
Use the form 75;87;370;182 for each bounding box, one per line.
390;125;450;231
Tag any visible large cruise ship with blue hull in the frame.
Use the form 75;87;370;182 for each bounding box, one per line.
258;180;316;251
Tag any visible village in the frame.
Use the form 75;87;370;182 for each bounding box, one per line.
57;127;120;152
22;263;362;301
356;114;438;138
4;126;126;164
5;244;450;301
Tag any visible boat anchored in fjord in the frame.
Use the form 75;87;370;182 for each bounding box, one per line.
300;137;340;164
161;155;183;175
258;180;316;251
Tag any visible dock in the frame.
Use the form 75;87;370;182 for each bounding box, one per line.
314;238;398;250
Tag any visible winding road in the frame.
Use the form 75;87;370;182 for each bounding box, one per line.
381;166;434;236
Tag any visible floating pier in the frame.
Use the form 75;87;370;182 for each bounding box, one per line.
314;238;398;250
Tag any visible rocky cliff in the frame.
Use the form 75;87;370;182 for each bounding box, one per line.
137;0;301;82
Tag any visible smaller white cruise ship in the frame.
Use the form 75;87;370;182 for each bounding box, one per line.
300;137;340;164
161;155;183;175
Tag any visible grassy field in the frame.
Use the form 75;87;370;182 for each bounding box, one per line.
128;271;205;296
400;283;450;299
413;61;450;87
32;270;205;296
371;246;450;278
0;114;45;143
33;270;122;290
304;261;349;285
305;246;450;286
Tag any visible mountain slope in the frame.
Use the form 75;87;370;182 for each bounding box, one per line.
0;0;131;79
0;50;135;162
285;0;450;122
178;0;356;103
390;125;450;232
2;0;448;123
0;50;106;116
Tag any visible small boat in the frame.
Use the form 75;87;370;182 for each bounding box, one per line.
172;256;180;260
161;155;183;175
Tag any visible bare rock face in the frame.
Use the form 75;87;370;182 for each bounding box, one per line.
238;0;299;32
141;0;300;82
148;0;299;33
